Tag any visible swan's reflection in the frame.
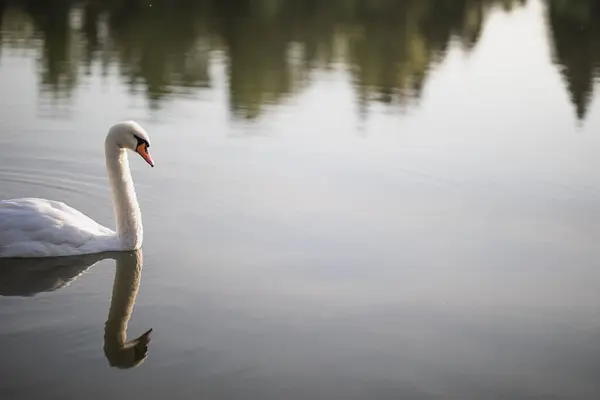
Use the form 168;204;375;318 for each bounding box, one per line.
103;250;152;369
0;250;152;369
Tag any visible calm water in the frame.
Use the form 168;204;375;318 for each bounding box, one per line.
1;0;600;398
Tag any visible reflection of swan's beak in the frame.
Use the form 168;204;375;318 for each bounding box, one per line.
130;328;153;363
139;328;153;342
133;328;153;359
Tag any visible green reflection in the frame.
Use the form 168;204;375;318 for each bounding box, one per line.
21;0;77;97
0;0;552;120
546;0;600;120
0;1;5;56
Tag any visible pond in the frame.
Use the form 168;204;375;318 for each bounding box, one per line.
1;0;599;398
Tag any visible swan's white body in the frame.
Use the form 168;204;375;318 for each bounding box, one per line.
0;198;118;257
0;121;154;259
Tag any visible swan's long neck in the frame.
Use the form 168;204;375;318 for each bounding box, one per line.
105;142;143;250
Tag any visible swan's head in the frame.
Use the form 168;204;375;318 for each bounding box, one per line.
108;121;154;167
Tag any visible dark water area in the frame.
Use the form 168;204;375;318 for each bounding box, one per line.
1;0;600;399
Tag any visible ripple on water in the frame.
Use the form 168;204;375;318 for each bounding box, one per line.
0;163;110;198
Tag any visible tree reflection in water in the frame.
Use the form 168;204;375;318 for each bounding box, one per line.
1;0;597;121
546;0;600;120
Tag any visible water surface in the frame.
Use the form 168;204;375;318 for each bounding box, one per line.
1;1;600;399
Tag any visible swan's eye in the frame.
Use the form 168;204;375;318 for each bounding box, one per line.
133;134;149;148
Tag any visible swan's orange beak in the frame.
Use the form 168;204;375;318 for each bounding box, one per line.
136;143;154;167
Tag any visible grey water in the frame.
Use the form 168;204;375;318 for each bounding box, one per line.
1;0;600;398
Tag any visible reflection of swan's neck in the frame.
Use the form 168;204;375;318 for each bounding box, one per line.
105;140;143;250
104;250;150;369
105;252;141;344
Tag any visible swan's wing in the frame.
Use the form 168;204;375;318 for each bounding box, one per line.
0;198;115;258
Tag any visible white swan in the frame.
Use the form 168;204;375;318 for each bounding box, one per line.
0;121;154;258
